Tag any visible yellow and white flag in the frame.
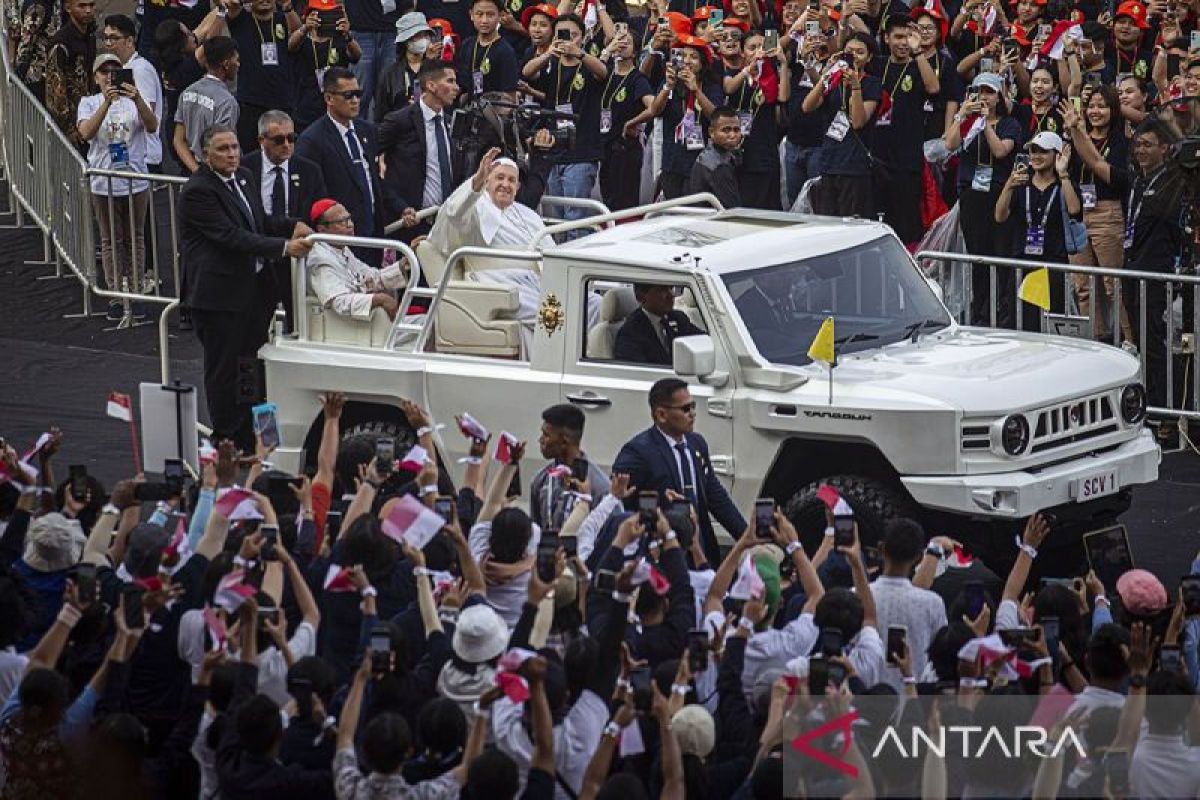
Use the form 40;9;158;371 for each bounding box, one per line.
1018;268;1051;311
808;317;836;364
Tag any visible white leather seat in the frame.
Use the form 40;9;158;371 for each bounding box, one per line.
676;288;705;331
586;286;638;360
304;297;394;347
416;239;524;358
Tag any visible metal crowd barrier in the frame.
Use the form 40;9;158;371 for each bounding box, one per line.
915;250;1200;423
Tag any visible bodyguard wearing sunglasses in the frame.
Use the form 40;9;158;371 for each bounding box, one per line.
296;67;391;265
613;377;747;568
245;109;328;333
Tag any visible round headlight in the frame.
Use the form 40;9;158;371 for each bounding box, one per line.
1001;414;1030;455
1120;383;1147;424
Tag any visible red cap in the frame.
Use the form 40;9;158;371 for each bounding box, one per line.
1115;0;1150;29
672;33;712;63
910;0;948;41
310;198;339;225
520;3;557;29
427;17;457;39
664;11;693;36
722;17;750;33
691;5;713;21
1009;23;1031;47
307;0;339;10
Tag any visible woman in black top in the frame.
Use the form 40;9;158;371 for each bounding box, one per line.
721;30;789;209
1060;87;1133;344
598;29;653;210
994;130;1081;331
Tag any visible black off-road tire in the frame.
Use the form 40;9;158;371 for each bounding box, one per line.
782;475;917;555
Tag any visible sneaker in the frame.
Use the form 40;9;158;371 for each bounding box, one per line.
1120;340;1139;355
106;300;123;321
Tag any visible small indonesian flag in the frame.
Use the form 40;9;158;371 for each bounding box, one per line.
214;487;261;521
135;576;164;592
546;463;572;480
203;607;226;651
730;554;765;601
441;36;455;61
396;444;430;473
816;485;842;510
323;564;356;593
381;494;445;550
215;570;256;612
960;114;987;147
648;564;671;596
457;412;489;441
106;392;133;422
823;60;848;96
951;544;974;567
498;647;537;672
496;671;530;703
495;431;519;465
1039;21;1082;61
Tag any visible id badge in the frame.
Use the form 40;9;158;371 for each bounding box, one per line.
1081;183;1097;210
108;141;129;168
1024;224;1045;256
875;106;892;127
922;99;934;112
971;164;993;192
600;107;612;134
261;42;279;66
738;111;753;135
473;70;484;94
826;110;850;142
555;102;574;130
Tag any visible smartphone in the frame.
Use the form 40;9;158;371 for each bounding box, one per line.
809;655;829;695
833;515;855;548
1015;153;1032;171
1104;749;1130;796
711;9;723;24
1191;31;1200;53
820;626;843;656
134;482;172;502
806;20;820;37
637;490;658;531
288;676;314;720
1039;576;1072;590
113;68;134;89
374;437;395;476
252;403;281;450
595;569;618;592
73;563;96;605
571;458;589;483
763;29;779;52
1002;36;1019;50
1182;575;1200;615
980;57;994;73
163;459;185;495
754;498;775;539
556;28;571;41
999;627;1035;647
671;50;685;70
433;495;454;523
629;665;652;711
325;509;343;541
967;87;980;102
964;581;986;619
562;536;578;557
1160;645;1182;672
1040;615;1060;661
258;605;279;626
887;625;907;665
68;464;88;502
828;660;848;688
122;585;145;629
687;629;708;673
537;534;559;582
1084;71;1102;89
369;627;391;673
260;524;278;560
317;9;339;36
657;15;669;28
1038;23;1051;40
614;21;628;37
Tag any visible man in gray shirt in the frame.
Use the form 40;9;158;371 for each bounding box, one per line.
529;403;611;531
173;35;240;173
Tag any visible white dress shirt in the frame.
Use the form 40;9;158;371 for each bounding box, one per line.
419;97;448;209
656;426;696;494
259;157;289;216
869;575;947;692
329;114;375;206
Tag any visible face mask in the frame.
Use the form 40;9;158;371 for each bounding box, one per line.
407;37;430;56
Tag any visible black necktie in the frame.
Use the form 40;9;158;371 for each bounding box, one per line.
344;127;373;211
226;178;254;230
674;442;697;505
271;165;286;216
432;113;453;203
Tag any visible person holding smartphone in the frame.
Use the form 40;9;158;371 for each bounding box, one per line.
76;53;158;321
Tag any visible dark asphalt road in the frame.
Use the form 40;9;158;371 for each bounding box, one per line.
1;207;1198;586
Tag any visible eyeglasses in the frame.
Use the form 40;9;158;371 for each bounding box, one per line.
320;214;353;225
264;133;298;145
330;89;364;100
914;24;938;33
663;401;697;413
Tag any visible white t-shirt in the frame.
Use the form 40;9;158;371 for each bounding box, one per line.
77;94;150;196
127;53;163;164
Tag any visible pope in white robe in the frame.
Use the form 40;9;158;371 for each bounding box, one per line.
428;147;598;356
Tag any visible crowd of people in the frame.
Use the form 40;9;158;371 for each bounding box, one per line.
0;378;1198;799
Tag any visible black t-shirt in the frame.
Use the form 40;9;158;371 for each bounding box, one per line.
346;0;404;33
1067;129;1128;203
1110;166;1188;273
600;67;653;144
786;63;832;147
1012;101;1064;139
816;74;882;177
293;35;358;126
456;35;520;100
530;57;604;163
1104;43;1154;83
229;11;296;109
1008;179;1073;262
869;57;930;174
724;69;782;172
659;80;726;176
955;114;1023;191
498;0;536;50
923;49;963;140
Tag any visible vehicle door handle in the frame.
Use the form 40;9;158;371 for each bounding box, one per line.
566;392;611;407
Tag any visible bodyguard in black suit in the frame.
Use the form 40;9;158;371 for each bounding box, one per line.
179;125;311;450
244;109;328;333
295;67;389;264
378;59;462;240
613;283;706;366
612;378;746;568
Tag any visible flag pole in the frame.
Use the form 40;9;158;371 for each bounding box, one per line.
128;416;142;475
828;362;833;406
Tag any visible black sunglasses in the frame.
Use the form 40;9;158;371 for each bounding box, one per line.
265;133;298;145
330;89;364;99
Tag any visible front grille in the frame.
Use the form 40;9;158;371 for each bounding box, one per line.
960;424;991;451
1030;394;1117;453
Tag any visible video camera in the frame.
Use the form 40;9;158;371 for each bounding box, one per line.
450;93;578;168
1172;135;1200;172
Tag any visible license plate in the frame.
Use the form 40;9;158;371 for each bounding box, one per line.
1072;469;1120;502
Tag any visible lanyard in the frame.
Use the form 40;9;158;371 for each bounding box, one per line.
601;67;633;110
1081;132;1109;184
1127;167;1165;226
254;15;275;45
1029;103;1053;133
1025;183;1059;230
554;59;580;105
472;38;495;71
309;37;336;68
734;75;758;113
881;60;909;102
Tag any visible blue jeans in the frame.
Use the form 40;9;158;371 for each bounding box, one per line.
350;31;398;120
547;161;598;239
784;141;819;209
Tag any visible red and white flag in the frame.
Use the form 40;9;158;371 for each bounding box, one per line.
495;431;519;465
546;463;572;480
730;555;765;601
950;544;974;567
396;444;430;473
215;570;256;612
380;494;445;549
202;607;226;651
815;485;841;510
496;671;530;703
323;564;357;593
1039;20;1082;61
106;391;133;422
163;515;191;569
215;487;260;520
823;60;848;95
960;114;987;148
457;412;489;441
498;647;537;672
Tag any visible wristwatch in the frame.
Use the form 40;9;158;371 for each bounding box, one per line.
1129;673;1147;689
925;543;945;559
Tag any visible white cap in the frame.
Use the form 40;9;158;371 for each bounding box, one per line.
1028;130;1065;152
970;72;1003;93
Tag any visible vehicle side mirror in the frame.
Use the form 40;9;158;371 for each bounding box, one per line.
673;335;728;387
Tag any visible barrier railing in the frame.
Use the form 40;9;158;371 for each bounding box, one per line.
915;250;1200;423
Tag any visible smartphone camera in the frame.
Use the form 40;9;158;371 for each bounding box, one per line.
434;496;454;523
754;498;775;539
887;625;907;665
122;585;145;630
833;515;855;548
595;569;618;592
259;524;279;561
1015;153;1031;171
370;627;392;674
537;535;559;583
687;630;707;673
637;491;658;532
820;626;843;657
374;437;395;476
69;464;89;503
556;28;571;41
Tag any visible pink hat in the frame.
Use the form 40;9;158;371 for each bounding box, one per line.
1116;569;1168;615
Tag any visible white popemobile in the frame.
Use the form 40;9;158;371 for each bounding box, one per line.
261;199;1159;558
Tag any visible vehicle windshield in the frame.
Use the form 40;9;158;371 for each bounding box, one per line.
721;235;951;367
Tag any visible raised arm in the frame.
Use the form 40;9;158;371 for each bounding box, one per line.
315;393;344;490
1002;514;1049;603
479;439;524;523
